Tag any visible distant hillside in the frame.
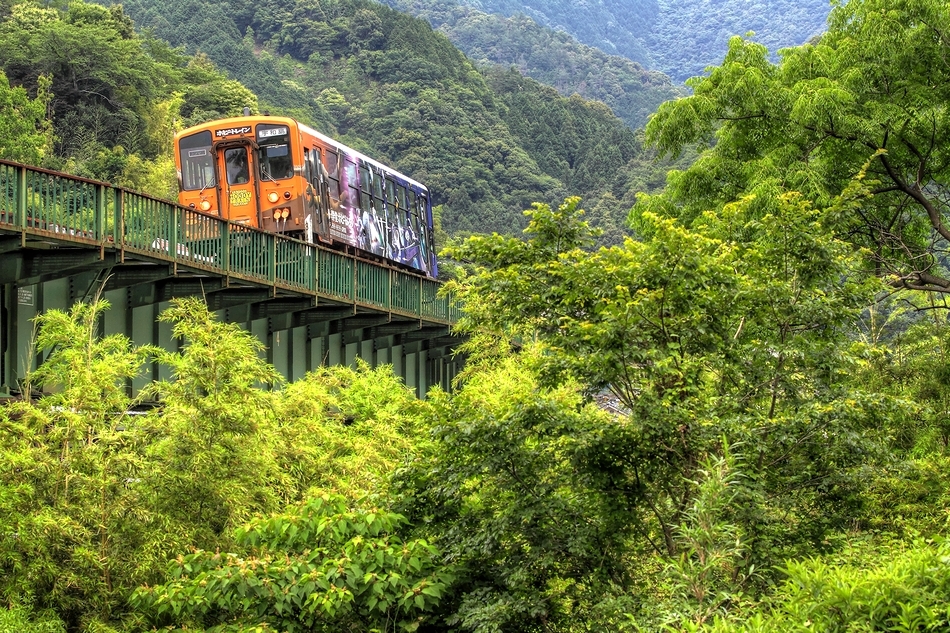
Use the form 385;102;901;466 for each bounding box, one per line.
378;0;681;129
382;0;831;83
113;0;676;238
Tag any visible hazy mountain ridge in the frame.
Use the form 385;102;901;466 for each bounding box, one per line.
378;1;680;129
383;0;832;82
113;0;675;238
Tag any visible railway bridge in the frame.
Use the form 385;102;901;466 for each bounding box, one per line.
0;160;465;399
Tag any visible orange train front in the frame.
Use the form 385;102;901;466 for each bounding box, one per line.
174;114;437;277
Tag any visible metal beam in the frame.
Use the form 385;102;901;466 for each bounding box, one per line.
129;277;226;308
338;315;392;344
252;297;316;321
369;321;422;340
0;236;22;255
207;288;273;312
0;249;117;285
293;306;357;327
398;326;450;345
103;264;176;291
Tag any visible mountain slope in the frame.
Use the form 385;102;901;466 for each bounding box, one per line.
380;0;832;83
378;0;681;129
115;0;671;238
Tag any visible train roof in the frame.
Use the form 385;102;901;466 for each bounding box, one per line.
177;115;429;194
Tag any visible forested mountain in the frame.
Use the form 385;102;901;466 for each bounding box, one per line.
381;0;832;82
4;2;950;633
377;0;682;129
101;0;681;237
0;0;259;196
0;0;681;240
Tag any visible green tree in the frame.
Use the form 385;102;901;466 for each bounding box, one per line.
437;193;893;628
131;494;453;633
393;352;636;633
0;69;52;164
141;298;284;544
0;299;151;629
642;0;950;295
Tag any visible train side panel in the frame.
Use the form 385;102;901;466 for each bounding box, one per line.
175;115;437;277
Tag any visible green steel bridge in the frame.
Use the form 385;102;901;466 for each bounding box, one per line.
0;160;465;398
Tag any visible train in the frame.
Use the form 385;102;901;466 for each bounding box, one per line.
174;113;437;277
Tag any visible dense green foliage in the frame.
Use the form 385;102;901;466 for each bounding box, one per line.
0;298;432;632
0;0;257;196
376;0;832;82
114;0;676;237
131;495;453;632
6;1;950;632
642;0;950;294
378;0;681;129
0;70;52;164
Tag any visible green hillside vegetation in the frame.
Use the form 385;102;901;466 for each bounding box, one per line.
380;0;831;82
1;0;676;239
378;0;681;129
648;0;831;81
0;0;258;198
115;0;680;237
3;0;950;632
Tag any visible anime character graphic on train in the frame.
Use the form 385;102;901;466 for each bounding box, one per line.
174;114;437;278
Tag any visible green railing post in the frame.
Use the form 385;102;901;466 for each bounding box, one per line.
115;189;124;249
269;237;276;284
169;206;179;263
221;219;230;277
312;246;319;294
15;164;25;229
95;183;106;241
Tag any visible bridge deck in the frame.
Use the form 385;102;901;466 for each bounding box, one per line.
0;160;464;397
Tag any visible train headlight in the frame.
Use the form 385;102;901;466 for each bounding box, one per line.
283;191;291;199
267;192;279;203
199;200;212;211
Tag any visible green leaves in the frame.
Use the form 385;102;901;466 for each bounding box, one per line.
132;494;453;632
644;0;950;294
0;70;52;165
694;538;950;632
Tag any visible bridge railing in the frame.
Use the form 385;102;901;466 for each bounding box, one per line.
0;160;464;324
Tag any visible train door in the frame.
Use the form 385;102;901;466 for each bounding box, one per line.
303;147;330;243
216;144;258;225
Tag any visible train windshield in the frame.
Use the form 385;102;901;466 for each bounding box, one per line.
178;130;214;191
256;124;294;181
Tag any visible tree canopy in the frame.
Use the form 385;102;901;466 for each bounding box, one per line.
642;0;950;296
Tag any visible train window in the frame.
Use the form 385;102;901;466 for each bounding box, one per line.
344;159;359;209
383;178;396;215
359;164;373;215
385;179;396;217
225;148;249;185
324;149;339;176
327;177;341;203
323;149;341;202
256;124;293;180
178;130;214;191
360;188;372;214
303;148;317;187
343;160;358;186
359;164;372;200
396;184;408;211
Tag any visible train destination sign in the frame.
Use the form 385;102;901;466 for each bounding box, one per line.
215;126;252;138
